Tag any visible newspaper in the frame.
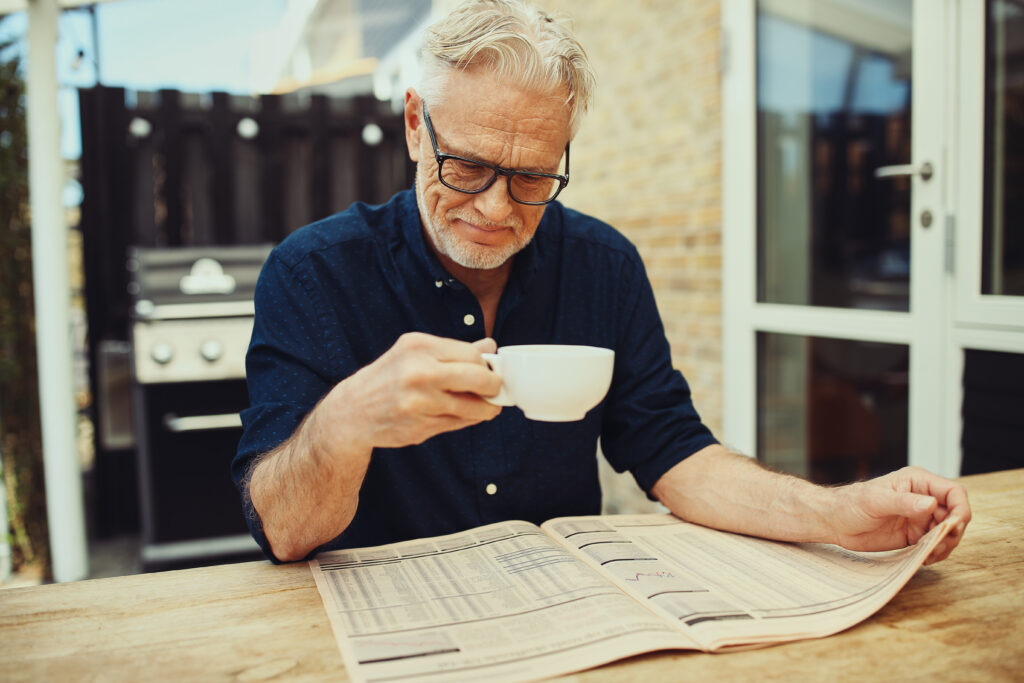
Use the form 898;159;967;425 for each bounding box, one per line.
309;514;953;682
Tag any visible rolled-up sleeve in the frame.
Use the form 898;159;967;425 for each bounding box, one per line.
232;250;340;559
600;253;718;495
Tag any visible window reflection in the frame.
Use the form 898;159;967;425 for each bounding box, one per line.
757;1;912;310
757;333;908;485
983;0;1024;296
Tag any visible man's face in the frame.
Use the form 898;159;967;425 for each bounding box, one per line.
406;69;572;272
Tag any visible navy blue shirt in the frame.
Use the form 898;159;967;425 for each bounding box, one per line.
234;189;717;561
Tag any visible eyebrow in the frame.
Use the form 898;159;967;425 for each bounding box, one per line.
433;123;563;175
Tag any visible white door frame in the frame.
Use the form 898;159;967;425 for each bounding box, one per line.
942;1;1024;472
722;0;959;477
953;0;1024;331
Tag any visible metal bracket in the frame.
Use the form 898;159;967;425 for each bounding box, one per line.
945;214;956;274
720;27;730;75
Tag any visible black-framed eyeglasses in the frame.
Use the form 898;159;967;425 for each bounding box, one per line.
422;102;570;206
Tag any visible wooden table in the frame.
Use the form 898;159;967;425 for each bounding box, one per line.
1;469;1021;682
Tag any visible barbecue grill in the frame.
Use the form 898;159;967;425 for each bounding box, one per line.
128;244;272;570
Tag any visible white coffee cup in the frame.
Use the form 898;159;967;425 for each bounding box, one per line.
481;345;615;422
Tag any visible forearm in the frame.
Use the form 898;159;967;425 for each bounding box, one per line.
245;334;501;561
248;387;372;562
651;443;838;544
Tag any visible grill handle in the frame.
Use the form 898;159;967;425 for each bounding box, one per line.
163;413;242;433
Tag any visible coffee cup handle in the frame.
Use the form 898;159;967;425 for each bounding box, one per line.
481;353;514;406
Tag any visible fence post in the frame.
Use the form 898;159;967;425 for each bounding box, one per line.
354;96;380;202
157;89;183;245
210;92;237;244
258;94;285;241
310;94;331;220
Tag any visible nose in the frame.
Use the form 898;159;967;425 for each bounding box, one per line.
472;176;515;224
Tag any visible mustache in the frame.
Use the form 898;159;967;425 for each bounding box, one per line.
446;209;523;231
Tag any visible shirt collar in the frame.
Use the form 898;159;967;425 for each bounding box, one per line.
398;189;450;285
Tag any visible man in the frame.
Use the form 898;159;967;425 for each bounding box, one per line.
234;0;970;564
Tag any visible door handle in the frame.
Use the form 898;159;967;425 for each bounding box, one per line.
163;413;242;433
875;161;933;181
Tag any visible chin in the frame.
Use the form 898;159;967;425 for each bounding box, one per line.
416;177;529;270
441;239;519;270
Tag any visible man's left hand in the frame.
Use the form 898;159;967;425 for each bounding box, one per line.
830;466;972;564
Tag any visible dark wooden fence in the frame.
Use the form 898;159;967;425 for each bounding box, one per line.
77;86;415;536
79;86;413;350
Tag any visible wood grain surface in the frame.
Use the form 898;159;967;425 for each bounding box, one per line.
1;469;1021;682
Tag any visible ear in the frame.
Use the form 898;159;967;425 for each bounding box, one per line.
404;88;422;163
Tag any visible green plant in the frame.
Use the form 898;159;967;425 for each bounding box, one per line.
0;30;50;578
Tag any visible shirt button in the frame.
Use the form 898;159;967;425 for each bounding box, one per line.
435;280;443;288
463;314;475;326
485;483;497;495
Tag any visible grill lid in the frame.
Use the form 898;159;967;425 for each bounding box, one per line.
127;245;274;382
127;244;273;316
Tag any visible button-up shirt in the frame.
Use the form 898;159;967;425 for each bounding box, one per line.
234;189;717;561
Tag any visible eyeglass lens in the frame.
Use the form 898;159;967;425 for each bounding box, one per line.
440;158;561;203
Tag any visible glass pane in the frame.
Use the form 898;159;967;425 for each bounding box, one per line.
982;0;1024;295
756;1;912;311
757;332;908;484
961;349;1024;474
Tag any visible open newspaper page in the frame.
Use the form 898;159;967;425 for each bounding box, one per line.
542;513;953;651
308;520;700;683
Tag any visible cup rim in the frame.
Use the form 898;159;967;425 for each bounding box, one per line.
497;344;613;357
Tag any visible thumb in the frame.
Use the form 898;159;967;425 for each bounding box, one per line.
473;337;498;354
866;489;936;519
902;492;937;516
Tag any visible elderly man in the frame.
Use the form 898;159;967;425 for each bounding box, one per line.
234;0;970;564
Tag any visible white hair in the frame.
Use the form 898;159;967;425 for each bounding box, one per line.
419;0;596;137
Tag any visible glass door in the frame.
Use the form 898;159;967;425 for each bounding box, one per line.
956;0;1024;324
950;0;1024;475
722;0;953;480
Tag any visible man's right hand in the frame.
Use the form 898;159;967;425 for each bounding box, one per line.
248;332;502;561
329;332;502;451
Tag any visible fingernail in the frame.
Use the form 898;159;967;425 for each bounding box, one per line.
915;497;933;511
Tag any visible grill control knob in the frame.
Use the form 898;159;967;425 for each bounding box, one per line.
151;342;174;365
199;339;224;363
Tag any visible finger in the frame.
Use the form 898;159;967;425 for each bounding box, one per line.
856;489;935;544
924;541;949;565
943;484;972;526
924;516;967;565
874;490;936;520
944;517;967;544
911;472;972;524
427;388;502;419
433;361;503;397
472;337;497;355
399;332;490;364
909;493;937;516
927;534;959;564
426;395;501;423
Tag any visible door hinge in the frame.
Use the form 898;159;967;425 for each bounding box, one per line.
720;28;730;75
944;214;956;274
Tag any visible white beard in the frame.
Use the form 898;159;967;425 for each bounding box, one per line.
415;174;532;271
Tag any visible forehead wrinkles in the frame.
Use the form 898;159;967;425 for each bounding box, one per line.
464;114;564;169
431;88;569;170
